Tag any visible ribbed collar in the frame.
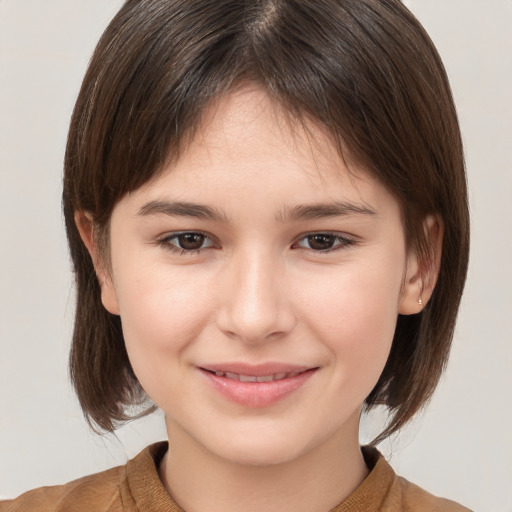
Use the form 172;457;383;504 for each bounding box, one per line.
125;442;393;512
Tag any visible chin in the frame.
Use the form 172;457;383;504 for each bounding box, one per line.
217;440;305;467
202;424;319;468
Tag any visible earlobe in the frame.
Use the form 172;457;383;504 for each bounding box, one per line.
398;267;425;315
74;211;120;315
399;215;444;315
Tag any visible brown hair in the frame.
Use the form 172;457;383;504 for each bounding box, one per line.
63;0;469;442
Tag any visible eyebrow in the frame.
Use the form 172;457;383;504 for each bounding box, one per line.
278;201;378;221
137;200;230;223
137;199;377;224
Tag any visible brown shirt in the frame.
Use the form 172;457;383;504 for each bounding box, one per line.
0;442;471;512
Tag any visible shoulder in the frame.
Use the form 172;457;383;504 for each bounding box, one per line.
341;446;473;512
396;475;473;512
0;442;168;512
0;460;127;512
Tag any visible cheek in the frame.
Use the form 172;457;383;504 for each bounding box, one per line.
113;262;214;374
296;258;402;382
300;260;401;337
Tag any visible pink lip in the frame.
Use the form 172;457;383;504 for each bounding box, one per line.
199;363;318;408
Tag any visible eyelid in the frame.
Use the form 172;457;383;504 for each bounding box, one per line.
156;230;218;254
154;230;357;256
292;232;357;252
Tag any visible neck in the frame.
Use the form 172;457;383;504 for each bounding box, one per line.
159;415;368;512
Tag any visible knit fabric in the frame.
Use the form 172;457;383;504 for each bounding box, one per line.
0;442;471;512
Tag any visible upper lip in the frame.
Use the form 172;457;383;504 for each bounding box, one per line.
199;363;316;377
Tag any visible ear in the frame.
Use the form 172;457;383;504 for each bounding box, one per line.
399;215;444;315
74;211;120;315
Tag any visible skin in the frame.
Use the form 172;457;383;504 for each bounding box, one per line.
77;85;438;512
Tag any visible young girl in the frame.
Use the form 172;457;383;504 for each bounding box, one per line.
1;0;471;510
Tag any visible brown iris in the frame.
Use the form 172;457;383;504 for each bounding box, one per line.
306;234;337;251
176;233;206;250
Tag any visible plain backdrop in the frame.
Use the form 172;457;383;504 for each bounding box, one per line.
1;1;511;510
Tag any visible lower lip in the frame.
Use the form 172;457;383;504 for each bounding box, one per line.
200;368;317;408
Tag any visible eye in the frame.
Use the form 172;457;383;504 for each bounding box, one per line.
159;232;216;253
294;233;354;252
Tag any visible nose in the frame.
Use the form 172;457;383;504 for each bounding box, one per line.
215;250;295;344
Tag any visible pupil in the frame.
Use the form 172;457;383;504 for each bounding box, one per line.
179;233;204;250
308;234;334;250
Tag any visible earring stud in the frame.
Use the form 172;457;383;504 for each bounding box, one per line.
418;297;423;305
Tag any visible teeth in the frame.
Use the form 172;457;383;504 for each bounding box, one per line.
212;370;303;382
239;374;258;382
256;375;274;382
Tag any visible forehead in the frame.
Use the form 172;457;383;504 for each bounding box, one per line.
130;85;398;219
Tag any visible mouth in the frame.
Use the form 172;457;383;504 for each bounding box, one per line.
205;370;305;383
199;364;318;408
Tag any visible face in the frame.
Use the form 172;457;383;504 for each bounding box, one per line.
93;86;422;466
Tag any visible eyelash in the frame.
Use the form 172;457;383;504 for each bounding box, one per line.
156;231;217;256
156;231;356;256
292;233;356;253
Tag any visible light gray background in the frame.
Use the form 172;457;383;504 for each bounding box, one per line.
1;1;511;510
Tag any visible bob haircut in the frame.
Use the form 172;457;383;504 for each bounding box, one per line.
63;0;469;443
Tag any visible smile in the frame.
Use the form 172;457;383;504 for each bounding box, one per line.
200;365;318;408
211;371;302;382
